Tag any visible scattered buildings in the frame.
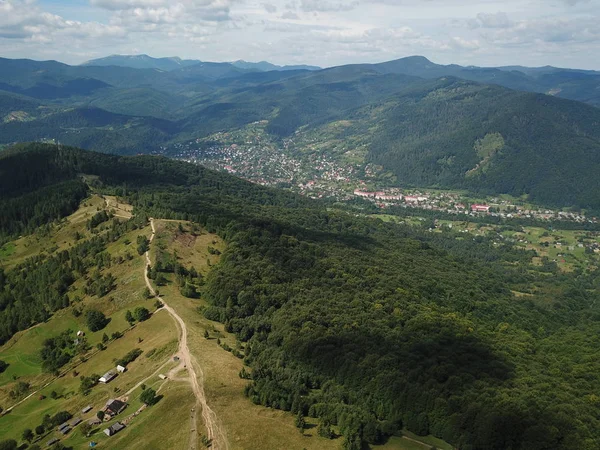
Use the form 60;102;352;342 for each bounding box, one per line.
103;422;125;437
116;365;126;373
47;438;60;446
164;134;598;226
82;405;93;414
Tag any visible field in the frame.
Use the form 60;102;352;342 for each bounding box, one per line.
373;431;454;450
370;213;600;273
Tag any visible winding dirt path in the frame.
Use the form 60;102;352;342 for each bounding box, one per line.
144;219;228;450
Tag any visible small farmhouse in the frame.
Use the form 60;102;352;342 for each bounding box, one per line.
98;370;117;383
116;365;126;373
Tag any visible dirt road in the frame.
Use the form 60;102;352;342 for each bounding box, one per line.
144;219;228;450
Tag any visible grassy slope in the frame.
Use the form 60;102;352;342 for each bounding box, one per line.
0;195;105;270
0;196;186;448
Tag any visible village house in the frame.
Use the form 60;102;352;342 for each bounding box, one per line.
353;189;376;198
116;365;126;373
471;204;491;213
103;422;126;437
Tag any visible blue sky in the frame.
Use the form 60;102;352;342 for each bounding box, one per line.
1;0;599;69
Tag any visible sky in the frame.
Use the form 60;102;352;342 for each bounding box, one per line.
0;0;599;69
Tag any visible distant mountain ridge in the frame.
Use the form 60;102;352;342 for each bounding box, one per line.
361;56;600;107
81;54;202;71
231;60;321;72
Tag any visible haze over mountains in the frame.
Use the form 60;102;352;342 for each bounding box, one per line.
2;54;600;209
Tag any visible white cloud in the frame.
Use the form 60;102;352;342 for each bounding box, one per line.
263;2;277;13
0;0;125;41
93;0;236;22
280;11;299;19
469;12;513;29
300;0;359;12
475;15;600;46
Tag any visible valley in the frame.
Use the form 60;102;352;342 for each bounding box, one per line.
2;46;600;450
2;55;600;211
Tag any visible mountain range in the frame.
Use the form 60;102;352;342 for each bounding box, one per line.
2;55;600;210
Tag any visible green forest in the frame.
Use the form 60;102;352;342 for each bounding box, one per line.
1;144;600;449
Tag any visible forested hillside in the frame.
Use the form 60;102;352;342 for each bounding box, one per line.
361;78;600;209
2;144;600;450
